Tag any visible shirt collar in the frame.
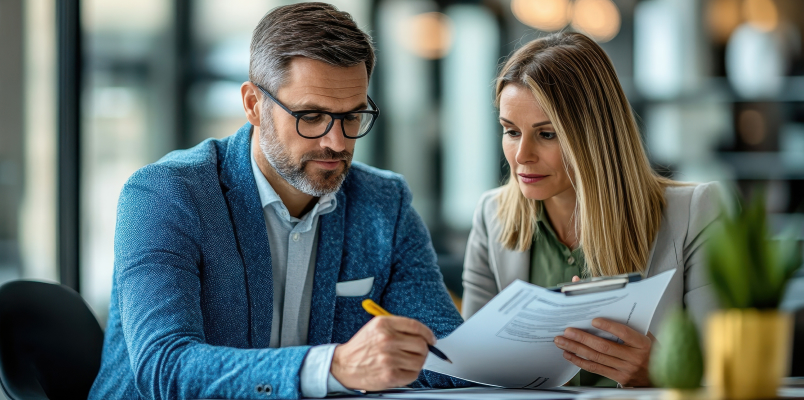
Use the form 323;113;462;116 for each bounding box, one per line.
534;202;583;254
535;201;547;224
534;202;556;239
250;142;337;226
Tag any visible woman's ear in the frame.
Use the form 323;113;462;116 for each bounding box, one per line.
241;82;262;126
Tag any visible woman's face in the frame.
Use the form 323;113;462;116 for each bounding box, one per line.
499;84;574;201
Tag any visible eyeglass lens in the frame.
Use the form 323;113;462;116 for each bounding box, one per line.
296;112;375;138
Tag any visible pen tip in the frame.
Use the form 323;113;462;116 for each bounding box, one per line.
446;359;453;364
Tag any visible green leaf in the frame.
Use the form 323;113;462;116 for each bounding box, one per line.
705;191;801;309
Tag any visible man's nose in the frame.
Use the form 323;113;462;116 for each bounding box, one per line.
319;119;347;152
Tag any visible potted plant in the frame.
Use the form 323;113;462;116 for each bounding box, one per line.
650;308;705;397
706;194;802;399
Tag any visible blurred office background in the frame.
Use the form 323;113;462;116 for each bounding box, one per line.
1;0;803;326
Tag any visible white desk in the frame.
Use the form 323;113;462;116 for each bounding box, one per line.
326;385;804;400
196;383;804;400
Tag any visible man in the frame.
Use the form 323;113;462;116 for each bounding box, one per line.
88;3;467;399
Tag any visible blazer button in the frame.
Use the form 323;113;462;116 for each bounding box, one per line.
264;384;273;395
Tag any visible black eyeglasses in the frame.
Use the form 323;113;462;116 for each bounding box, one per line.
254;83;380;139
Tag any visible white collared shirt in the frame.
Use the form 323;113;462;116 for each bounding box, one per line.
250;147;351;397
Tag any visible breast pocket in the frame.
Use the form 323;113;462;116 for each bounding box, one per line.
335;277;374;297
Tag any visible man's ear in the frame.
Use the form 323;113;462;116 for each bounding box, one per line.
241;81;261;126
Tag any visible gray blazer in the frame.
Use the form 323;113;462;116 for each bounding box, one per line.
462;182;724;336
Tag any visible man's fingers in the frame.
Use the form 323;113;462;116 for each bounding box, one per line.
370;344;426;375
381;316;437;345
553;336;633;372
591;318;651;349
388;367;421;387
393;349;429;371
395;333;430;357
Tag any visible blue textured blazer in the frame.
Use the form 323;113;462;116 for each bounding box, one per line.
89;123;466;400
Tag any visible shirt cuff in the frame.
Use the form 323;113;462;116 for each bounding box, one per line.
300;344;355;397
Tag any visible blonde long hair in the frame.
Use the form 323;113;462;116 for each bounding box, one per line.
495;32;679;277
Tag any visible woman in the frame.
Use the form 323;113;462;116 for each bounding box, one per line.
462;32;723;388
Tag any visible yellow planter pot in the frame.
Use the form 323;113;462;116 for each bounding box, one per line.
706;309;792;399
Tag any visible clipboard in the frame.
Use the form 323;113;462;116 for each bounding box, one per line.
546;272;642;296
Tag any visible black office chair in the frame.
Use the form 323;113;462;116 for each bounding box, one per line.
792;308;804;377
0;281;104;400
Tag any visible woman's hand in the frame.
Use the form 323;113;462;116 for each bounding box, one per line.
554;276;656;387
554;318;656;387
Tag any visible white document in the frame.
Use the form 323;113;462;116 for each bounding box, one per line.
424;269;676;388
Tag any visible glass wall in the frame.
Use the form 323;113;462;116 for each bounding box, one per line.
81;0;177;323
0;0;27;289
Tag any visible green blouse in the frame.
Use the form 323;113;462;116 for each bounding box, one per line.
529;204;617;387
529;205;585;289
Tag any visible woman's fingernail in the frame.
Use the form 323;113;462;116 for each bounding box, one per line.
554;337;566;346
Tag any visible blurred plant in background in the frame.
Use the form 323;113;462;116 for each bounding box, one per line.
705;192;801;399
650;308;705;390
707;194;802;309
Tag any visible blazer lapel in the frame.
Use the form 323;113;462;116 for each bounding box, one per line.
645;207;679;278
307;190;346;346
220;123;274;348
487;211;529;290
492;246;530;290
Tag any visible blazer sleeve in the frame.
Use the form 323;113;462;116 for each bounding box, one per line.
114;167;309;400
461;191;500;319
379;177;472;389
682;182;726;334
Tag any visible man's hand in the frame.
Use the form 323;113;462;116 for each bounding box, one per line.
331;316;436;391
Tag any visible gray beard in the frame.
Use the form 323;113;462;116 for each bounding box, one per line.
258;116;351;197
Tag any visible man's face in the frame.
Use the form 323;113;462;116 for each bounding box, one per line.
259;58;368;197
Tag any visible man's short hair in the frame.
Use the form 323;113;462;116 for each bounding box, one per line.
249;2;376;94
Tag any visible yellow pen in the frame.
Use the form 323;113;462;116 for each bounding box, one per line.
361;299;453;364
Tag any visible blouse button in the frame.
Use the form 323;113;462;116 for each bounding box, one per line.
567;256;575;265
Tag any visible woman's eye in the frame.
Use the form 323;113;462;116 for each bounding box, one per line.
539;131;557;139
504;130;521;138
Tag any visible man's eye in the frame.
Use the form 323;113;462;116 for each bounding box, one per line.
345;114;361;122
300;114;324;123
540;131;557;139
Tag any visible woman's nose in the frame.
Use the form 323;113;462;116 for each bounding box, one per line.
515;138;538;165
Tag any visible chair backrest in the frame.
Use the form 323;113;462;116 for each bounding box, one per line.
792;308;804;377
0;281;104;400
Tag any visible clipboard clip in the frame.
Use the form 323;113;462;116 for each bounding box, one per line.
547;272;643;296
